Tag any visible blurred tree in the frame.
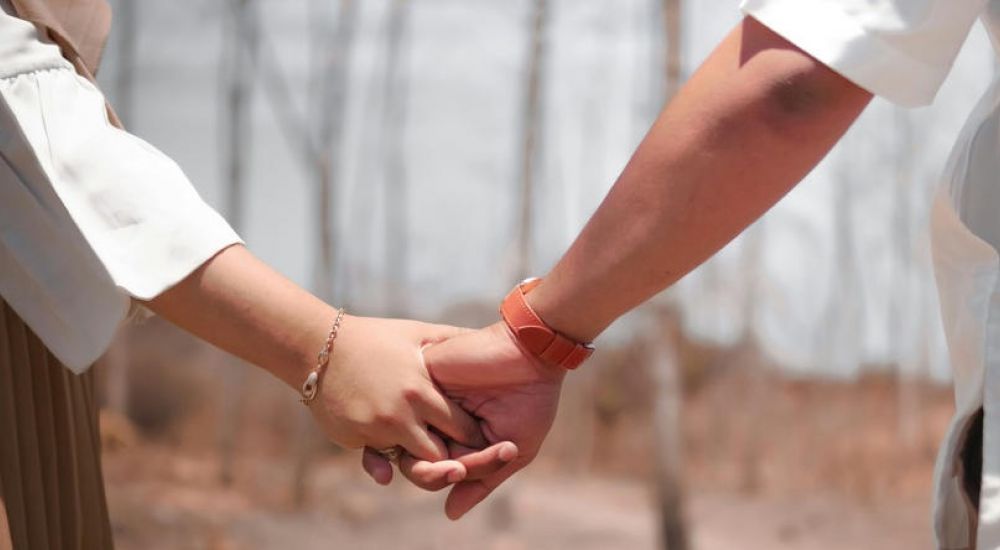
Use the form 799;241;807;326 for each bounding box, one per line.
891;107;927;447
513;0;550;281
818;141;865;374
645;307;689;550
114;0;137;125
482;0;553;529
382;0;412;317
649;1;690;549
292;0;359;508
217;0;259;487
311;0;357;305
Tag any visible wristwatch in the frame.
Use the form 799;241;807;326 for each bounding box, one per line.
499;278;594;370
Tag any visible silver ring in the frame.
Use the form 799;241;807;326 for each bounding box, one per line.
376;446;403;464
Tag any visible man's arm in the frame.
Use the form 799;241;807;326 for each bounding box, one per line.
381;16;874;518
528;16;872;341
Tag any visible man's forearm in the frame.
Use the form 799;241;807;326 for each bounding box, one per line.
527;17;873;342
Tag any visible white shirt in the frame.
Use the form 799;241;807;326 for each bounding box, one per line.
741;0;998;547
0;6;241;373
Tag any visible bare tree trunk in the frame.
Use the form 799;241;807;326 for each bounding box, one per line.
217;0;258;487
734;220;767;495
383;0;412;317
662;0;682;99
485;0;551;528
312;0;357;304
291;0;358;508
224;0;256;235
892;107;922;447
647;308;689;550
513;0;549;282
819;140;865;375
650;3;690;549
114;0;137;125
103;0;139;415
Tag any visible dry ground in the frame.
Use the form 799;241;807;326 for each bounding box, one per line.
101;358;949;550
104;449;932;550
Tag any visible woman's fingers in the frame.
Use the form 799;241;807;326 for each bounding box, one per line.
396;423;449;462
416;389;487;449
398;454;467;491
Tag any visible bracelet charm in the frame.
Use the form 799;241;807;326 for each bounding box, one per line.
300;308;345;404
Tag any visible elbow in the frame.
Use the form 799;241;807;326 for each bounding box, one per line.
739;16;872;130
746;57;872;142
767;67;833;118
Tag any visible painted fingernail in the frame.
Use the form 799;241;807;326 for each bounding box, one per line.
446;468;464;483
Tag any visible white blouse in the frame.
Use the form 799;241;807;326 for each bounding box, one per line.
0;5;241;373
742;0;999;547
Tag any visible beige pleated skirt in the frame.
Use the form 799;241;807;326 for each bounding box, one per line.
0;297;113;549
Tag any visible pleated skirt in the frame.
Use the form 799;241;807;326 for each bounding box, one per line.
0;297;113;549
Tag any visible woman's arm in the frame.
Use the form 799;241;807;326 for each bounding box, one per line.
146;244;487;464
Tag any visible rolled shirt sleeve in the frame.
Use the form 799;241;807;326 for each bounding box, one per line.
740;0;987;107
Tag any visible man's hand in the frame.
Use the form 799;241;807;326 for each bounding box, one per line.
361;322;566;519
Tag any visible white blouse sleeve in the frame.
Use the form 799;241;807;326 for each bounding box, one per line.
740;0;987;107
0;65;242;373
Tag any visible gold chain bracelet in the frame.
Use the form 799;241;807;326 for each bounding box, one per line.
300;308;345;404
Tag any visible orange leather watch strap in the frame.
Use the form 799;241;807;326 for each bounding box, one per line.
499;278;593;370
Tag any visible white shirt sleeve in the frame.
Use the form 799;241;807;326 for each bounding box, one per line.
0;63;241;373
740;0;987;107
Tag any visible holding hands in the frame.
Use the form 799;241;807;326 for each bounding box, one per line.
365;321;567;519
304;315;490;474
361;279;594;518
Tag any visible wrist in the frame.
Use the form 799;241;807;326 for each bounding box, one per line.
273;308;348;395
494;321;568;383
499;278;594;370
522;278;606;344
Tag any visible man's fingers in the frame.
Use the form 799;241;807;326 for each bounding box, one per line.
398;454;467;492
417;390;487;448
362;445;466;491
395;441;517;492
362;447;394;485
445;467;518;521
447;441;518;480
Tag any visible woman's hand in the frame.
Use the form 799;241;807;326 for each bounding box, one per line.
145;245;488;477
307;316;488;464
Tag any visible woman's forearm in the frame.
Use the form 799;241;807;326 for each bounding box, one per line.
145;244;329;389
526;17;873;342
143;244;487;459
